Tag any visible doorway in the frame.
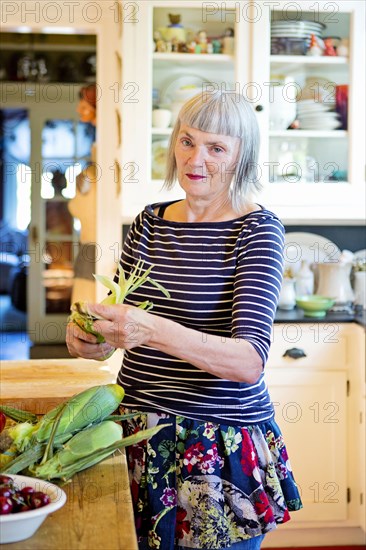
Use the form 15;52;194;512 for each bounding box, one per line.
0;32;97;358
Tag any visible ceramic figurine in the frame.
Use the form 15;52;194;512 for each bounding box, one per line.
187;41;196;54
222;28;235;55
306;34;323;56
323;38;337;56
212;39;222;54
197;30;208;53
337;38;349;57
160;13;186;43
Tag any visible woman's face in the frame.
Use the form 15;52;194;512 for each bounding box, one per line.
174;125;240;202
77;99;96;125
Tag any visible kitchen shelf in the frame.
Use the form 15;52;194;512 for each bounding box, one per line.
270;130;347;138
270;55;349;76
1;43;96;52
270;55;348;65
153;53;234;64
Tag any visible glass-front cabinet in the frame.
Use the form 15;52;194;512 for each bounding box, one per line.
121;0;365;224
251;0;365;222
121;0;251;221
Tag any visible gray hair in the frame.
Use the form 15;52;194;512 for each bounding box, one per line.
164;90;261;212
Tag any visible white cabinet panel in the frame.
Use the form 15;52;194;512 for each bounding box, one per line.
266;368;347;522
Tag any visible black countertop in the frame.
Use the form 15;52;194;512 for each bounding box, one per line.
274;307;366;328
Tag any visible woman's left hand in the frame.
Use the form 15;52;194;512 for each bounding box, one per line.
87;303;156;350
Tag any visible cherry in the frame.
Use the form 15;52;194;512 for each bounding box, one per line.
0;487;13;498
0;496;13;514
29;492;51;509
0;475;13;486
20;486;35;496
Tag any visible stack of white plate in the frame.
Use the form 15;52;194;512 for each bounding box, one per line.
296;99;341;130
271;19;325;45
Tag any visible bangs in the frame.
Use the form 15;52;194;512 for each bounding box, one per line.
179;94;244;138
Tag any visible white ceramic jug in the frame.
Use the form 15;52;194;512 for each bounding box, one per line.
278;278;296;310
316;262;354;304
269;84;297;130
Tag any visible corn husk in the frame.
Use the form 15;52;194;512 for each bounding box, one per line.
69;259;170;360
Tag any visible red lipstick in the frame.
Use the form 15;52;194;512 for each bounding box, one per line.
186;174;205;180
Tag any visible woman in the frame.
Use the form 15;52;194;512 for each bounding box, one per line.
66;91;302;550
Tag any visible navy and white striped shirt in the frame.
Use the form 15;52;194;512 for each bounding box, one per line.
117;201;284;426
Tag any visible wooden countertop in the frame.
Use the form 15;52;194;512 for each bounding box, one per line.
0;359;117;414
1;452;138;550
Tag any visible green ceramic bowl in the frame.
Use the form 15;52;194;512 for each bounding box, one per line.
295;295;335;318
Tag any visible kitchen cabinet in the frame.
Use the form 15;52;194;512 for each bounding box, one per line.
252;0;365;224
120;0;250;222
263;322;366;547
120;0;365;225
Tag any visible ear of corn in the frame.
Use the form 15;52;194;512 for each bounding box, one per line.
7;422;37;452
32;420;123;480
32;421;170;482
33;384;125;445
0;404;38;424
69;258;170;360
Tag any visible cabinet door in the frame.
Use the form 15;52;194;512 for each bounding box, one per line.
265;367;347;522
251;0;365;222
28;100;92;343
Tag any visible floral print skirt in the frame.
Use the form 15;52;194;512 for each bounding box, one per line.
121;410;302;550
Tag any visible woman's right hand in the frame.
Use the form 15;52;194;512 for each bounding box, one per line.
66;322;115;360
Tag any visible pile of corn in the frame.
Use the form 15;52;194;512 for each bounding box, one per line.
0;384;167;483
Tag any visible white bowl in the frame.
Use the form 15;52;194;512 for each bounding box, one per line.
0;474;67;544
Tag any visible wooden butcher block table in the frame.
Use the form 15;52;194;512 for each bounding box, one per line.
1;453;138;550
0;359;118;414
0;359;138;549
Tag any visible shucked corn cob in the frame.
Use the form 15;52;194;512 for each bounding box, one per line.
32;420;123;481
69;258;170;360
32;420;168;482
0;384;168;482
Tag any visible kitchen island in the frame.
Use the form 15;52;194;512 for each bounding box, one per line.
0;358;138;549
1;453;138;550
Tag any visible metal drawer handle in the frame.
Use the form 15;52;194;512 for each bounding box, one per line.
283;347;307;359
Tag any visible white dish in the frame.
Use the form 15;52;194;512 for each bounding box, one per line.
272;21;325;29
151;140;169;180
160;74;211;106
300;122;342;130
298;111;339;118
297;102;333;110
0;474;67;544
284;232;341;275
354;249;366;262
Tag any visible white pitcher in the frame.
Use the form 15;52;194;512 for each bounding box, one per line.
316;262;354;305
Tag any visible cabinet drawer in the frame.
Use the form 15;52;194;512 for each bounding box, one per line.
268;324;347;369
